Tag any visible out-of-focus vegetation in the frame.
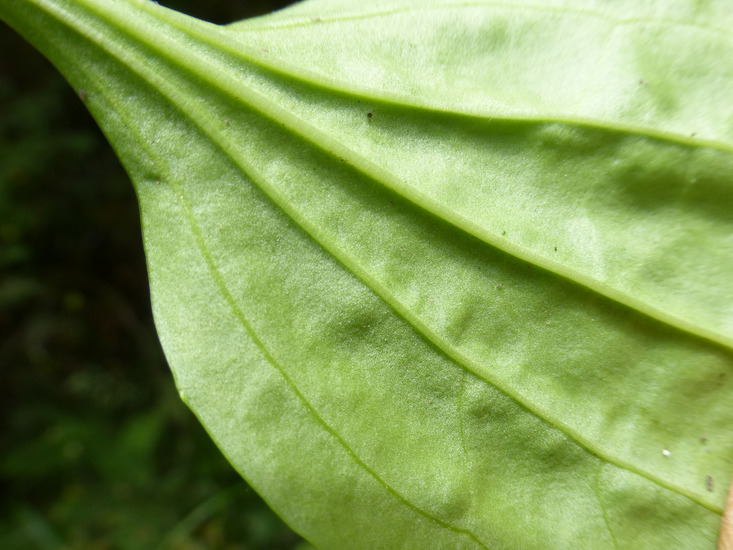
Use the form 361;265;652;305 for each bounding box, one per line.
0;1;307;548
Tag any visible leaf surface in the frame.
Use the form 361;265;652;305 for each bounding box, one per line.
1;0;732;547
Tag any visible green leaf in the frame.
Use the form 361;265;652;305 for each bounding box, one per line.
2;0;732;547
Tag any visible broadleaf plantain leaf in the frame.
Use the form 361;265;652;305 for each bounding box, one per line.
1;0;732;547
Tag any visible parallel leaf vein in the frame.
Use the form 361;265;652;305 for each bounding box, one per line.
39;0;724;519
137;0;733;352
37;2;492;545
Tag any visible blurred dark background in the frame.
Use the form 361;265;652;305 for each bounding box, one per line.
0;1;306;548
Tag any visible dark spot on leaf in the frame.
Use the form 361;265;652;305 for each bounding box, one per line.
554;246;557;252
501;230;506;236
701;435;707;443
225;120;230;126
496;284;502;290
367;112;373;118
706;475;714;492
79;89;87;101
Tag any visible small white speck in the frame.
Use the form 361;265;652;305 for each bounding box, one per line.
662;449;671;457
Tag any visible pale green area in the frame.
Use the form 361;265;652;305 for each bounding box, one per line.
1;0;731;548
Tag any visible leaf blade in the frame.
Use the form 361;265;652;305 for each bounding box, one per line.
2;0;731;547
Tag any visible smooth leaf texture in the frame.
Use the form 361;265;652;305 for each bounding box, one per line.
2;0;732;547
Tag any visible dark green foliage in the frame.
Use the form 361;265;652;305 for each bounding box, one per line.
0;1;302;548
